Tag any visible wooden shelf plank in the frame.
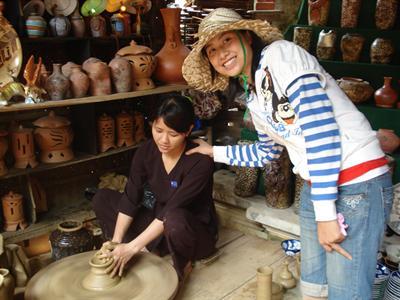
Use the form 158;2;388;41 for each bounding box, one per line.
1;143;141;180
0;84;188;113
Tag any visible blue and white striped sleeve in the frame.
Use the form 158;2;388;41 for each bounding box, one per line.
287;74;341;221
213;132;284;168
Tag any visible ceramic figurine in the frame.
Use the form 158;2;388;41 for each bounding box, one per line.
23;55;46;104
1;191;28;231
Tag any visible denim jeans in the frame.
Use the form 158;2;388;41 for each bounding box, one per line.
299;172;393;300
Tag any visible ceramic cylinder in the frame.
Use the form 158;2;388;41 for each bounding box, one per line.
0;268;15;300
340;33;364;62
337;77;374;103
1;191;28;231
370;38;395;64
25;13;47;38
341;0;361;28
97;113;116;153
308;0;330;26
257;266;273;300
234;140;259;197
293;26;312;52
375;0;398;30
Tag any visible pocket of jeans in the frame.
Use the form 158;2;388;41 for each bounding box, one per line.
381;185;394;222
336;192;368;218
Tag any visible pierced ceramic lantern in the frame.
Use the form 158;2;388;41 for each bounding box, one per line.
133;111;146;143
116;40;156;91
97;113;116;153
33;111;74;163
0;129;8;176
116;111;134;147
1;191;28;231
10;125;39;169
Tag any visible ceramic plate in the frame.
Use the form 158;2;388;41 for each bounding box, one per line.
44;0;78;16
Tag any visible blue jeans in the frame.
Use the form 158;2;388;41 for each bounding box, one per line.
299;172;393;300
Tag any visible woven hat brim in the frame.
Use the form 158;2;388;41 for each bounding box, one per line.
182;19;283;92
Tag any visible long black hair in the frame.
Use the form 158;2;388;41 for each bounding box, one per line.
153;94;195;133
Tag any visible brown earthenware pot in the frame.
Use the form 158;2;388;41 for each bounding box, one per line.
337;77;374;103
370;38;395;64
108;55;132;93
340;33;365;62
374;77;398;108
341;0;361;28
69;66;90;98
308;0;330;26
375;0;398;30
82;57;112;96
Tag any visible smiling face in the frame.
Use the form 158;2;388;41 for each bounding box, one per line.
204;31;253;79
152;117;188;154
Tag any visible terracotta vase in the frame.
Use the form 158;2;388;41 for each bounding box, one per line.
116;111;134;147
374;77;398;108
293;26;312;52
370;38;395;64
375;0;398;30
316;29;336;60
69;66;90;98
234;140;259;197
0;268;15;300
336;77;374;103
0;129;8;176
97;113;116;153
341;0;361;28
10;125;38;169
108;55;132;93
90;15;106;37
377;129;400;153
49;14;71;37
33;111;74;163
45;63;71;100
154;8;190;84
82;58;112;96
1;191;28;231
70;8;86;38
133;111;146;143
49;220;94;260
25;13;47;38
340;33;364;62
308;0;330;26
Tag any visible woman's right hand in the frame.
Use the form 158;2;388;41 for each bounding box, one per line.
317;220;352;260
186;138;213;157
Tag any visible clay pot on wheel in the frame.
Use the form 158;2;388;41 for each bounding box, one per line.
336;77;374;104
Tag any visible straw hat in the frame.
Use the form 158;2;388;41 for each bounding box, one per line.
182;8;283;92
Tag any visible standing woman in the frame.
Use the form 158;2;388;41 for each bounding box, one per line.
182;8;393;300
92;94;218;281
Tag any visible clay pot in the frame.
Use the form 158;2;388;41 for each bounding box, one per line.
82;253;120;290
116;40;156;91
1;191;28;232
340;33;364;62
25;13;47;38
374;77;398;108
370;38;395;64
293;26;312;52
0;129;8;176
108;55;132;93
133;111;146;143
154;8;190;84
33;111;74;163
336;77;374;103
316;29;336;60
308;0;330;26
49;14;71;37
61;61;80;78
49;220;94;260
375;0;398;30
97;113;116;153
341;0;361;28
293;175;304;215
82;58;112;96
116;111;134;147
70;8;86;38
10;125;38;169
90;15;106;37
377;129;400;153
0;268;15;300
69;66;90;98
234;140;259;197
45;63;71;100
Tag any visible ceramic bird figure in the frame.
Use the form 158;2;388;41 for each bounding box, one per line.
23;55;46;104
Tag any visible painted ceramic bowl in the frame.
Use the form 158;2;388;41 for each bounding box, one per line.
281;239;301;256
376;262;390;279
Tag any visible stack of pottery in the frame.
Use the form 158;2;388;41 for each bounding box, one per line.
337;77;374;104
82;58;112;96
10;125;38;169
1;191;28;231
383;270;400;299
373;263;389;300
0;129;8;176
33;111;74;163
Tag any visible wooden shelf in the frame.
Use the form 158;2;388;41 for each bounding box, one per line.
2;199;95;244
0;143;141;180
0;84;188;113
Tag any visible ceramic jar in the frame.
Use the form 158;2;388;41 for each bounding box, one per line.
0;129;8;176
116;111;134;147
116;40;156;91
82;58;112;96
61;61;80;78
308;0;330;26
69;66;90;98
108;55;132;93
293;175;304;215
1;191;28;231
337;77;374;103
375;0;398;30
49;220;94;260
316;29;336;60
234;140;259;197
46;63;70;100
377;129;400;153
49;14;71;37
25;13;47;38
374;77;398;108
70;9;86;38
97;113;116;153
33;111;74;163
341;0;361;28
10;125;38;169
340;33;364;62
110;13;125;37
370;38;395;64
154;8;190;84
0;268;15;300
293;26;312;52
90;15;106;37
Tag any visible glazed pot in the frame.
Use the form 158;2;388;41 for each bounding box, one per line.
82;57;112;96
1;191;28;232
308;0;330;26
377;129;400;153
370;38;395;64
375;0;398;30
316;29;336;60
340;33;364;62
108;55;132;93
0;268;15;300
341;0;361;28
116;111;134;147
25;13;47;38
10;125;38;169
49;220;94;260
293;26;312;52
337;77;374;104
33;111;74;163
69;66;89;98
0;129;8;176
49;14;71;37
374;77;398;108
234;140;259;197
97;113;116;153
45;63;70;100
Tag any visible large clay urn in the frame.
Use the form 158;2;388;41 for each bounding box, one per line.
154;8;190;84
337;77;374;104
375;0;398;30
82;58;112;96
116;111;134;147
0;268;15;300
116;40;156;91
69;66;90;98
1;191;28;231
97;113;116;153
33;111;74;163
308;0;330;26
10;125;38;169
0;129;8;176
108;55;132;93
374;77;398;108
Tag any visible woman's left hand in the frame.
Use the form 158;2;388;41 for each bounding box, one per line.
100;242;140;278
317;220;352;260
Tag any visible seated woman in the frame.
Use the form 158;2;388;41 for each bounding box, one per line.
92;94;218;281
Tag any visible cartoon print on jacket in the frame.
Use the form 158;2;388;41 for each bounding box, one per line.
260;67;297;125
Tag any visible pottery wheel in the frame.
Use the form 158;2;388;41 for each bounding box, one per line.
25;251;178;300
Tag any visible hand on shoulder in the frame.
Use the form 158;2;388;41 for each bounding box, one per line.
186;139;214;157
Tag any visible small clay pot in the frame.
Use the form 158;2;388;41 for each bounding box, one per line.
10;125;38;169
46;63;70;100
69;66;89;98
1;191;28;232
116;111;134;147
82;58;112;96
377;129;400;154
0;129;8;176
108;55;132;93
97;113;116;153
370;38;395;64
293;26;312;52
337;77;374;104
82;253;120;290
234;140;259;197
374;76;398;108
316;29;336;60
340;33;365;62
49;14;71;37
